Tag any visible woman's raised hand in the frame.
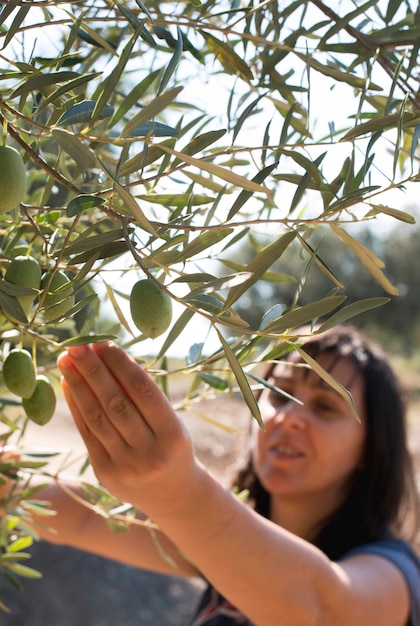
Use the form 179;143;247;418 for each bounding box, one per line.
57;342;203;521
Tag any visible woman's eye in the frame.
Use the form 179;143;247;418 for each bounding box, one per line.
269;391;290;405
313;399;338;416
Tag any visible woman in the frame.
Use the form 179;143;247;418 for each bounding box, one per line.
3;325;420;625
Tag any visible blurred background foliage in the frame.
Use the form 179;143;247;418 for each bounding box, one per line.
0;0;420;602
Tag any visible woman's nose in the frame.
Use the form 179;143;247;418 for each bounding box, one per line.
271;400;307;430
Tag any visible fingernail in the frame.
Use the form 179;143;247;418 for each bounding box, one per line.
67;344;88;359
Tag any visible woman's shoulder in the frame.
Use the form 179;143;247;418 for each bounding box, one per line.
343;538;420;625
343;537;420;569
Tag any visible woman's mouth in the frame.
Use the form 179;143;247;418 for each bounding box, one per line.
271;444;303;458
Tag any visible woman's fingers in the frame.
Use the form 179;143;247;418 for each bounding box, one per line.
60;376;111;467
57;345;152;454
57;342;197;513
91;341;180;438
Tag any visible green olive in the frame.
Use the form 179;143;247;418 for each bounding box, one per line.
2;348;37;398
129;279;173;339
41;270;75;322
22;375;56;426
0;146;27;213
5;255;42;316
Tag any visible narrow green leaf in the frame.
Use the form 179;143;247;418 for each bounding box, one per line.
198;372;229;390
0;281;37;298
0;0;20;27
410;125;420;173
280;102;299;145
91;22;145;124
174;228;233;264
172;273;217;284
133;0;154;21
116;2;141;29
76;26;117;53
66;195;106;218
66;242;129;265
259;304;287;331
220;259;296;284
232;93;266;144
119;139;175;176
110;69;162;127
246;371;303;406
227;163;277;221
56;101;114;126
200;31;254;81
297;235;345;289
44;294;98;324
2;563;42;579
120;87;183;137
3;6;30;49
340;111;420;142
52;129;97;169
171;129;227;168
63;229;128;255
223;231;297;310
138;193;212;207
139;24;158;47
183;171;228;193
365;204;416;224
61;332;118;345
37;73;103;113
279;149;324;186
216;329;263;428
124;121;179;138
11;71;80;98
367;24;420;46
325;185;381;213
385;0;400;23
7;537;33;553
159;26;183;94
185;294;225;315
157;308;195;358
98;159;159;236
104;281;133;335
159;145;273;198
0;292;27;323
186;272;253;298
0;552;31;562
292;344;360;422
261;296;346;334
289;152;327;213
316;297;391;333
331;225;398;295
295;52;382;91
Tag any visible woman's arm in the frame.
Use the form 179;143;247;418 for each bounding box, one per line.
30;479;200;578
56;342;410;626
0;449;199;578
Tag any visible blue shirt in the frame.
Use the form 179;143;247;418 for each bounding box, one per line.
346;539;420;626
190;539;420;626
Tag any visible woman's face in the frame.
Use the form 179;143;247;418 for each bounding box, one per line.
253;352;367;519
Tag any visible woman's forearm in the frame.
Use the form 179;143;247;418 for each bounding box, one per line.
30;479;200;577
142;464;337;626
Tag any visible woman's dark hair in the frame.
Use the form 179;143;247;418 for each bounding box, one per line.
234;324;420;560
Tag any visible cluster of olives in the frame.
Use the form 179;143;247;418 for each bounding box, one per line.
4;255;75;324
2;348;56;425
1;256;76;426
0;145;174;431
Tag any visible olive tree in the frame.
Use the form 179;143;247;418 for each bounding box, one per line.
0;0;419;599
